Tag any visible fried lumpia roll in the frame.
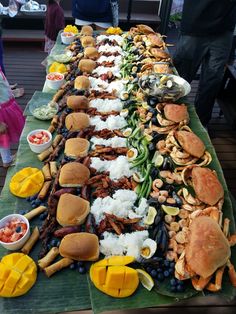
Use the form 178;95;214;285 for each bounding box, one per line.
38;247;60;269
21;226;40;255
44;258;73;277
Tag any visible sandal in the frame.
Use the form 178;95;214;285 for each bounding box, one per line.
12;88;25;98
10;83;18;89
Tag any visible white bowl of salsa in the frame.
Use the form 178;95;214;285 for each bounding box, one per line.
27;129;52;153
0;214;30;251
46;72;64;90
61;31;76;45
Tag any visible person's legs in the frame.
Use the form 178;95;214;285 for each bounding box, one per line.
0;146;13;168
173;35;205;83
195;31;234;126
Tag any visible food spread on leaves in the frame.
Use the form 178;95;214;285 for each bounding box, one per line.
1;23;236;302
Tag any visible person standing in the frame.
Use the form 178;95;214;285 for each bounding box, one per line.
44;0;65;54
0;67;25;168
72;0;115;30
0;15;6;74
173;0;236;127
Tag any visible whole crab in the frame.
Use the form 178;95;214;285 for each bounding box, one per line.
151;103;189;134
129;24;155;35
143;48;171;62
181;165;224;207
174;215;236;291
140;63;172;75
157;126;212;166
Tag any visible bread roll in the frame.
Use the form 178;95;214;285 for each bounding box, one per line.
65;112;90;132
81;25;93;36
59;232;99;261
56;193;90;226
59;162;90;187
67;95;89;111
84;47;99;60
74;76;90;90
78;59;96;74
65;138;90;158
81;36;95;48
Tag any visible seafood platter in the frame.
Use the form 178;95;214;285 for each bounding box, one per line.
0;24;235;312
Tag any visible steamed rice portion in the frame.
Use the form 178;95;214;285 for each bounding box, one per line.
92;66;121;78
90;156;135;180
89;98;123;113
97;55;123;66
90;136;127;149
89;77;126;97
98;44;123;54
90;115;127;131
96;34;124;46
91;189;148;223
100;230;149;260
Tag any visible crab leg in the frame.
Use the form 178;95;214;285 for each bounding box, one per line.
191;275;212;291
223;218;230;236
228;234;236;246
227;260;236;287
206;266;225;292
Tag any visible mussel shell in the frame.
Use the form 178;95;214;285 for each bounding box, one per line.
162;156;174;171
147;96;159;107
152;132;165;143
172;191;183;206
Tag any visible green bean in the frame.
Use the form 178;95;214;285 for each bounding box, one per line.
129;126;141;139
139;165;151;198
144;175;153;199
131;146;149;168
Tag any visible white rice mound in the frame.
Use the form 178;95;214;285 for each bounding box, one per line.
90;156;134;180
89;98;123;113
90;115;127;131
91;189;148;224
90;136;127;149
100;230;149;261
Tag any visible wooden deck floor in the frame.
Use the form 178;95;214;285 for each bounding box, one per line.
0;40;236;199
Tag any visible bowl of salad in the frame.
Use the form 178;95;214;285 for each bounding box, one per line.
31;101;58;120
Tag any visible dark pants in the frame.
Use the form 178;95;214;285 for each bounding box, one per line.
0;36;5;74
173;31;233;126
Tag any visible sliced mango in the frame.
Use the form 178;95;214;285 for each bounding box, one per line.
0;253;37;298
49;62;67;74
10;167;44;198
106;256;135;266
90;256;139;298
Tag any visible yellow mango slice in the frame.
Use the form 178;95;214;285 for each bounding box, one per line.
123;267;139;290
0;253;37;297
107;256;135;266
49;62;67;74
105;266;125;289
10;167;44;198
90;266;106;285
90;256;139;298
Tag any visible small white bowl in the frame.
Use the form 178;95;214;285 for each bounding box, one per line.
27;129;52;153
0;214;30;251
61;32;76;45
46;72;64;90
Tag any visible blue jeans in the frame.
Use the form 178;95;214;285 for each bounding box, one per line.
0;147;12;164
173;31;233;126
0;36;5;74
